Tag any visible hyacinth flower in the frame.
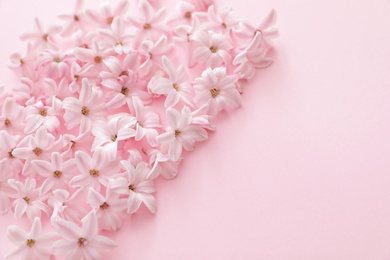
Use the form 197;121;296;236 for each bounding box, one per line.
193;67;241;116
24;98;61;134
232;9;279;48
7;178;49;222
91;115;136;160
48;188;87;224
20;18;61;50
156;106;208;162
127;0;169;44
148;56;194;108
87;187;127;231
109;160;156;214
4;217;58;260
31;152;78;195
58;0;88;36
62;78;106;133
233;32;274;79
129;96;161;147
86;0;130;28
0;97;25;134
98;17;133;55
0;159;16;215
52;211;117;259
12;126;61;176
70;148;121;191
192;31;233;68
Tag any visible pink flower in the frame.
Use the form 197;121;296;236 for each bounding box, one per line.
61;132;94;159
52;211;117;259
0;131;24;177
9;43;37;80
232;9;279;48
8;178;49;222
98;17;133;54
109;160;156;214
62;78;106;133
127;0;169;43
58;0;89;36
139;35;173;78
193;67;241;115
69;62;94;93
12;126;61;176
0;97;25;134
48;188;87;224
42;78;73;103
207;5;237;33
148;150;181;179
0;159;16;215
24;98;61;134
5;217;58;260
31;152;78;195
35;49;73;79
70;148;121;191
149;56;194;108
192;31;232;68
101;69;150;109
130;96;160;147
233;32;273;79
100;53;140;82
86;0;129;28
156;106;208;161
20;18;62;49
12;77;42;104
87;187;127;231
91;115;136;160
173;15;206;67
74;41;110;73
188;0;214;11
167;1;196;26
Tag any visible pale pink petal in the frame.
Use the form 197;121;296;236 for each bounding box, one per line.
7;225;27;245
52;218;81;240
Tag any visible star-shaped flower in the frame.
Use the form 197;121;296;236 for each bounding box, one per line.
193;67;241;116
233;32;273;79
7;178;49;222
20;18;62;50
5;217;58;260
156;106;208;161
52;211;117;259
149;56;194;108
70;148;121;191
62;78;106;133
109;160;156;214
192;31;232;68
87;187;127;231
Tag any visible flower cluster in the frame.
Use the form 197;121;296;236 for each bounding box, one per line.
1;0;278;258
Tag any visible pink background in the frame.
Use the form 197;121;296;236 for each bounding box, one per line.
1;0;390;259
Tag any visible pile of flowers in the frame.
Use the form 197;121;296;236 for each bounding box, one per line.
0;0;278;258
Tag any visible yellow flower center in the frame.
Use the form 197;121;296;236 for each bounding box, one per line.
26;239;35;247
129;184;136;191
81;106;89;116
94;56;102;63
106;17;114;25
33;147;43;156
53;170;62;178
144;23;152;30
210;88;220;98
89;169;100;177
100;202;110;210
78;237;87;247
210;46;218;53
184;11;192;20
23;197;30;204
39;108;47;117
175;129;181;137
4;118;11;127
